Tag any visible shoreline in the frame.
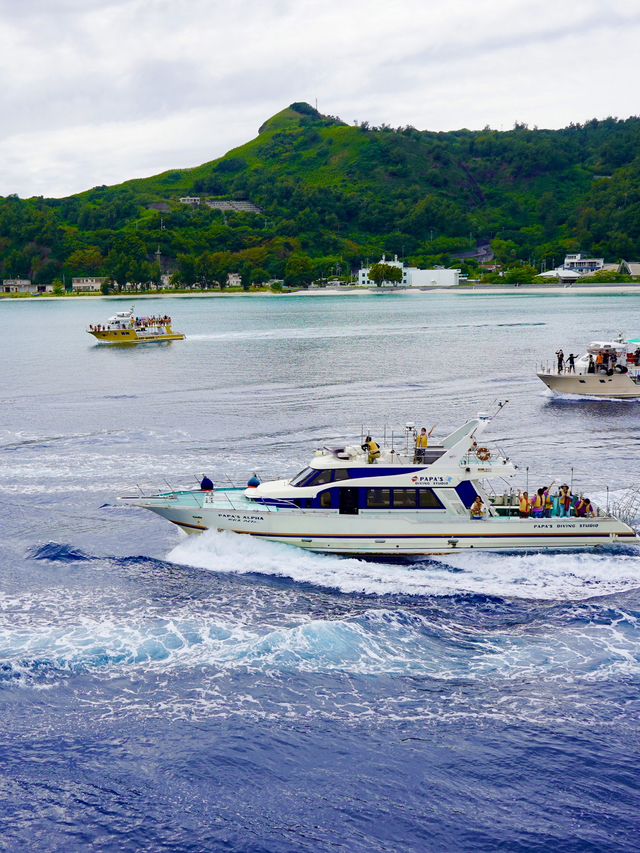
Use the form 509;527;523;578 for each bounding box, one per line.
2;283;640;302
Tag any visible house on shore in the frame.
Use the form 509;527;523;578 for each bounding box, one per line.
563;253;605;274
72;277;107;293
538;254;640;282
2;279;52;294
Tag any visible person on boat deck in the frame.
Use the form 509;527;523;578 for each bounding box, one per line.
635;347;640;366
200;474;214;491
575;497;595;518
518;491;531;518
587;355;596;374
556;349;564;373
567;353;576;373
532;487;548;519
361;436;380;464
414;426;435;462
596;351;604;372
470;497;486;520
558;484;572;518
545;489;556;518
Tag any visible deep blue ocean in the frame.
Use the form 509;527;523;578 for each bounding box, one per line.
2;291;640;851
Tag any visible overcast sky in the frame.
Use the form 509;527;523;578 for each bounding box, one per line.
1;0;638;198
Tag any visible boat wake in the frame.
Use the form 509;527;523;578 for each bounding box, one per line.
3;540;640;695
167;529;640;601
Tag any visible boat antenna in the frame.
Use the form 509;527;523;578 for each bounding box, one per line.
496;399;509;413
488;400;509;420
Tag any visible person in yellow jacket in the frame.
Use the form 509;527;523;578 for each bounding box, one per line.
362;436;381;464
544;489;554;518
531;488;546;518
470;496;486;519
518;490;531;518
414;425;435;462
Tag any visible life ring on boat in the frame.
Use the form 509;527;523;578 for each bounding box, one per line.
475;446;491;462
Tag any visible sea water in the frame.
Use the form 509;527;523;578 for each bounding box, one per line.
1;292;640;851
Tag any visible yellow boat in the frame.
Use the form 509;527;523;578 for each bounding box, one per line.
87;307;185;344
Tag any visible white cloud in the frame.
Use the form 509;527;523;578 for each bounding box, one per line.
0;0;638;197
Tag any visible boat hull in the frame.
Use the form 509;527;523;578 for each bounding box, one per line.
140;500;637;555
537;371;640;398
88;330;185;344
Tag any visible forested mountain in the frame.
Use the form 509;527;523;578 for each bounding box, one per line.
1;101;640;287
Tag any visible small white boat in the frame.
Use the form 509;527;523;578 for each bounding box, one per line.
121;408;637;556
537;335;640;398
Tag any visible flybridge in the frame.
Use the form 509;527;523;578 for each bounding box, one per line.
312;405;510;469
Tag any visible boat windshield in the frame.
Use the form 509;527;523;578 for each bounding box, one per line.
290;467;315;486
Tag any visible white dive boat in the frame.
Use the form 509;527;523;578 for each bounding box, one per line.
121;409;637;556
537;335;640;398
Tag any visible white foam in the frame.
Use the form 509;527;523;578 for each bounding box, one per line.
167;529;640;601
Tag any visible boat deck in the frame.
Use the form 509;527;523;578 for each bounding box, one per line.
125;488;618;521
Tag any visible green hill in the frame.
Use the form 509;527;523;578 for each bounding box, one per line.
2;102;640;287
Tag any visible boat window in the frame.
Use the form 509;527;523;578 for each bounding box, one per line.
319;491;332;508
333;468;350;481
367;488;391;508
291;467;315;486
311;470;334;485
418;489;441;508
393;489;417;508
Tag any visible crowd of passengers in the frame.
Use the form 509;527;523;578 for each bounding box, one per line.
555;347;640;375
517;484;595;518
133;315;172;328
89;315;172;332
470;486;596;520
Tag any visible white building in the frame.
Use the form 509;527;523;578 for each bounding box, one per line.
358;255;460;288
563;254;604;274
226;272;242;287
178;196;201;206
539;253;609;282
2;279;53;294
3;278;33;293
72;277;107;292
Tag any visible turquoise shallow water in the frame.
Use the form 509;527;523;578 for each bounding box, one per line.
1;291;640;851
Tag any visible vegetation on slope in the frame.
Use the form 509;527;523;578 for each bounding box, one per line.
1;102;640;287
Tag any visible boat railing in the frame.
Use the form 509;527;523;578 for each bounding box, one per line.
538;358;640;376
537;360;584;375
609;486;640;525
142;486;310;514
459;446;510;468
204;491;309;513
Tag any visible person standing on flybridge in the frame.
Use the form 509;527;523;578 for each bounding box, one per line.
414;425;436;462
361;436;381;464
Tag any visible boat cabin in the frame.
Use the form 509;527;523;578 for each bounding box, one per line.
243;419;515;517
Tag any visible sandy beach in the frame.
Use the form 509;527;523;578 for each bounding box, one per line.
2;283;640;302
